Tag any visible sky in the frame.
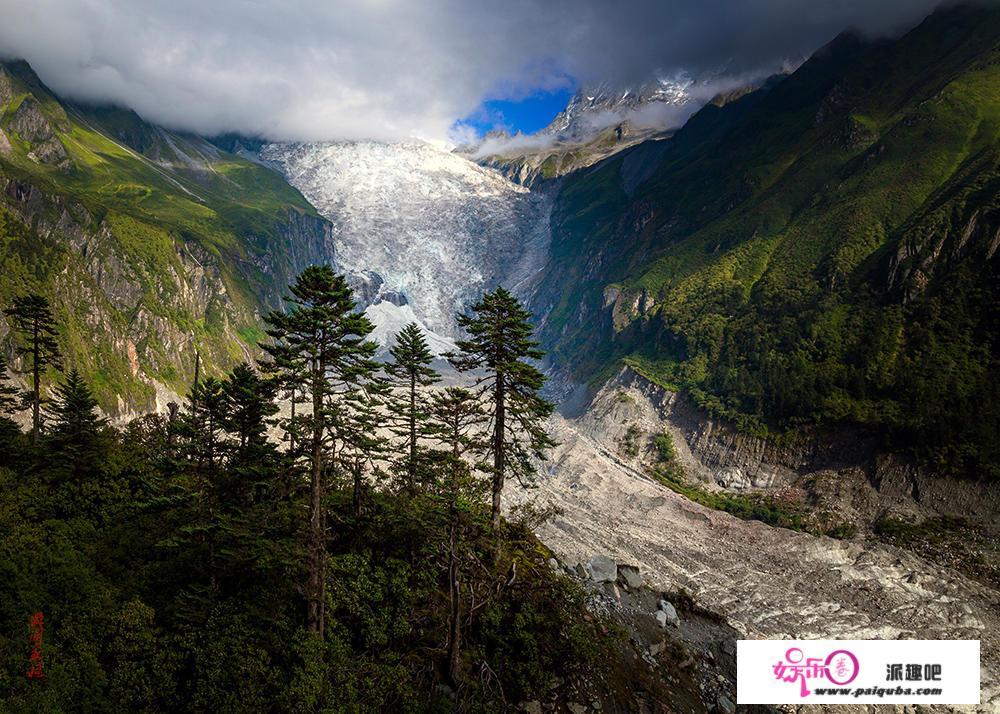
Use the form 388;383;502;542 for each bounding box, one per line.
0;0;949;143
458;88;577;137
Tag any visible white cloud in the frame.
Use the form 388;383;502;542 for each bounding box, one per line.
0;0;944;142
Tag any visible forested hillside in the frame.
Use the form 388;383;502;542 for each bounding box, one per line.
0;60;331;414
532;3;1000;479
0;272;689;712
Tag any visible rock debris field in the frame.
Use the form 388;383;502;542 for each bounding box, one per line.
508;410;1000;713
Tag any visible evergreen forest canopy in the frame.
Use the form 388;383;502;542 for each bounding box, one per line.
0;267;616;712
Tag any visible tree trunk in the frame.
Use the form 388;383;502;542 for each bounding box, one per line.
408;371;417;490
446;520;461;685
319;489;326;639
306;359;325;636
352;460;362;518
31;318;39;444
166;402;179;458
289;384;297;452
491;375;505;536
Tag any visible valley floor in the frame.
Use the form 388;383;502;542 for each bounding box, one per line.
509;409;1000;713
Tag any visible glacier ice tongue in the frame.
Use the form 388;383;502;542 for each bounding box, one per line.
261;139;552;349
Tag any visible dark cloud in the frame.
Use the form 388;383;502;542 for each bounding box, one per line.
0;0;947;142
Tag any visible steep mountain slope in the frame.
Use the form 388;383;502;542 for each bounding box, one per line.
0;60;331;413
262;140;553;352
529;4;1000;479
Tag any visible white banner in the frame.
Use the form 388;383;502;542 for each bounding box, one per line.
737;639;980;705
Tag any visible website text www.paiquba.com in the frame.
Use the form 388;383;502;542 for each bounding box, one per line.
737;640;980;705
813;686;944;697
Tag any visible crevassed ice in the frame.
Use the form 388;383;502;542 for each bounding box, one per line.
261;140;551;355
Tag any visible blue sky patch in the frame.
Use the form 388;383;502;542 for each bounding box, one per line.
457;85;575;137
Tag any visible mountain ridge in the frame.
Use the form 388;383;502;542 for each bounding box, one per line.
526;2;1000;479
0;59;333;414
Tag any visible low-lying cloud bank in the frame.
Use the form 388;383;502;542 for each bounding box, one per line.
0;0;944;142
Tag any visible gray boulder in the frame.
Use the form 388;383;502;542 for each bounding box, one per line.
657;599;679;627
717;695;736;714
617;564;642;589
586;554;617;583
714;467;750;490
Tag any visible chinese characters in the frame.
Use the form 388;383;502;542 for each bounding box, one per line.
27;611;44;680
886;663;941;682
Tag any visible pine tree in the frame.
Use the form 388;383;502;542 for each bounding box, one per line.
4;294;62;443
449;287;555;536
336;381;390;518
171;376;228;591
262;265;379;636
47;368;107;478
429;386;486;461
215;362;294;596
188;377;227;475
422;447;488;685
220;362;280;504
49;368;104;439
0;354;21;416
385;322;440;490
222;362;279;457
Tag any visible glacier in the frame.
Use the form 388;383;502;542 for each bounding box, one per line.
261;140;553;354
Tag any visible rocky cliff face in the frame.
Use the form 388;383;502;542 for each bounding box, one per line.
473;125;672;188
0;59;334;416
581;366;1000;527
0;172;331;416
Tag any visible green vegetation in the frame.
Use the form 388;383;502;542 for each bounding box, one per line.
449;287;556;536
653;431;676;462
0;60;325;414
4;293;62;442
536;5;1000;480
0;270;647;712
620;423;642;457
649;425;856;538
874;515;998;588
651;465;811;533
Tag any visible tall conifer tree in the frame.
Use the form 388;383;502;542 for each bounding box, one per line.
220;362;280;503
429;386;486;461
47;368;106;464
385;322;440;490
262;265;378;636
449;287;555;536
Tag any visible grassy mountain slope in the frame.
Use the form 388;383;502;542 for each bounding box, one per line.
532;4;1000;479
0;60;331;413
